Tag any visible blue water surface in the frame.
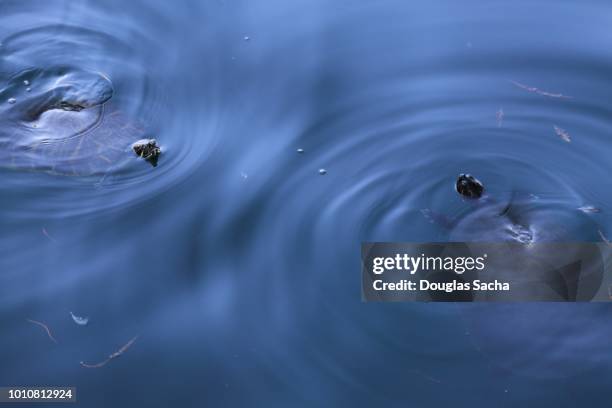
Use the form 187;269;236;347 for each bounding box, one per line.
1;0;612;406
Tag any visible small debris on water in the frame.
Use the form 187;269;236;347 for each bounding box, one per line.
599;230;611;245
26;87;31;92
319;168;327;175
407;368;442;384
132;139;161;167
510;80;571;99
243;36;250;41
80;336;138;368
8;98;16;104
297;148;304;153
553;125;571;143
496;108;504;127
23;80;30;86
42;227;57;242
578;205;600;214
27;319;57;343
70;312;89;326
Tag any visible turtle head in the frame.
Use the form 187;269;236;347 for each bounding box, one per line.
132;138;161;167
456;173;484;199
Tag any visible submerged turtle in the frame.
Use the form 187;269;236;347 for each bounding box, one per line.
426;174;611;379
0;66;160;176
422;172;606;302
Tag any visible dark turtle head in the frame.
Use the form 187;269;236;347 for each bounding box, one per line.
132;139;161;167
456;173;484;199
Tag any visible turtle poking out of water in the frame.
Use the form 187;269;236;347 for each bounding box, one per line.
456;173;484;199
132;139;161;167
0;66;160;176
423;173;601;243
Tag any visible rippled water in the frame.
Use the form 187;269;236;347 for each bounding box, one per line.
2;0;612;406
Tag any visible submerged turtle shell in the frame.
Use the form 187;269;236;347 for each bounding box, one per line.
448;196;601;243
0;67;152;176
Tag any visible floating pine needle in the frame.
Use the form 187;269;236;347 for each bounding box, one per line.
407;369;442;384
553;125;571;143
496;108;504;127
80;336;138;368
26;319;57;343
598;230;611;245
70;312;89;326
510;80;572;99
41;227;57;243
578;206;600;214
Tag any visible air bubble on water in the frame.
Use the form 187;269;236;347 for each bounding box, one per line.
23;80;30;86
8;98;16;104
319;168;327;175
297;148;304;153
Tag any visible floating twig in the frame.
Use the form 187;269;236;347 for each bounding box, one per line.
598;230;611;245
80;336;138;368
109;336;138;359
26;319;57;344
510;80;572;99
553;125;571;143
79;359;109;369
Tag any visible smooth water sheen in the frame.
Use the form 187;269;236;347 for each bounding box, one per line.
1;0;612;406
